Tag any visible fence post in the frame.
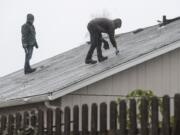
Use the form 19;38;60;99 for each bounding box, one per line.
15;113;22;135
73;105;79;135
30;110;37;127
110;101;117;134
129;99;137;135
0;116;2;135
38;109;44;135
82;104;89;135
64;107;70;135
1;115;7;133
100;102;107;135
174;94;180;135
151;97;159;135
55;108;62;135
47;109;53;135
8;114;14;135
162;95;170;135
140;97;148;135
23;111;29;129
119;100;127;135
91;103;98;135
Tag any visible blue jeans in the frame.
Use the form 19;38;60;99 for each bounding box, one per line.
24;46;34;70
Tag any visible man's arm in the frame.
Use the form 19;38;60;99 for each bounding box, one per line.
101;38;109;50
109;31;117;48
34;41;38;48
21;25;29;48
109;30;119;55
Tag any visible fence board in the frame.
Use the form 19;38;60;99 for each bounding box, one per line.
8;114;14;135
82;104;89;135
119;100;127;135
162;95;170;135
64;107;70;135
110;101;117;131
140;97;148;135
38;109;44;135
1;115;7;132
23;111;29;129
151;97;159;135
15;112;22;135
91;103;98;135
55;108;62;135
174;94;180;135
73;105;79;135
129;99;137;135
30;110;37;127
100;102;107;135
47;109;53;135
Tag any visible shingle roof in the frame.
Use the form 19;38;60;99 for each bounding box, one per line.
1;20;180;107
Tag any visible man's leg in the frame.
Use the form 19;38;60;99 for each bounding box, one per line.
24;48;30;73
85;35;96;58
24;46;36;74
97;35;108;62
28;46;34;69
85;26;97;64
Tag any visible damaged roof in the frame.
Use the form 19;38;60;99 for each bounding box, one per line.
1;20;180;108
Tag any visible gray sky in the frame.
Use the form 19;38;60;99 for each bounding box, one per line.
0;0;180;77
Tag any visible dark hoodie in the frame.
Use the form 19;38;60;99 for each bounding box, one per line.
88;18;121;48
21;21;37;47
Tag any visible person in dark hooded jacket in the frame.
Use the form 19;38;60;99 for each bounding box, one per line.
21;14;38;74
85;18;122;64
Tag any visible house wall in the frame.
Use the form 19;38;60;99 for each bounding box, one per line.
60;47;180;130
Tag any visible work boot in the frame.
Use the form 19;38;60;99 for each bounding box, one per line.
98;56;108;62
85;59;97;64
24;68;36;74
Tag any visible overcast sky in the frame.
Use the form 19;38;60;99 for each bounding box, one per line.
0;0;180;77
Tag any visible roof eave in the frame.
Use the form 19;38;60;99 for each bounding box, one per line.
0;94;50;108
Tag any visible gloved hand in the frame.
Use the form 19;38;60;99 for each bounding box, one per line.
24;47;28;54
23;44;28;49
35;45;39;49
35;42;39;49
115;48;119;55
103;41;110;50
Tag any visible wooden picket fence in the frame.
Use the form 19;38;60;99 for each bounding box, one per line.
0;94;180;135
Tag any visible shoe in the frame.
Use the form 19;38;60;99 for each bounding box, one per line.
85;59;97;64
98;56;108;62
24;68;36;74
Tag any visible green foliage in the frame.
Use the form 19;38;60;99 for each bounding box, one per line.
117;89;163;128
126;89;154;97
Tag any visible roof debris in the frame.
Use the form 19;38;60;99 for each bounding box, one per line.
133;28;144;34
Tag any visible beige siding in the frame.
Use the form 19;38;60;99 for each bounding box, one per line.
61;48;180;129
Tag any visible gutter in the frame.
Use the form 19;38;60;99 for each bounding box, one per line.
0;93;51;108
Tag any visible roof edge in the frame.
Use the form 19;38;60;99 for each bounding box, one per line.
0;93;50;108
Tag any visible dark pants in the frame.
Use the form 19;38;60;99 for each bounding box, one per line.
86;23;103;61
24;46;34;71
